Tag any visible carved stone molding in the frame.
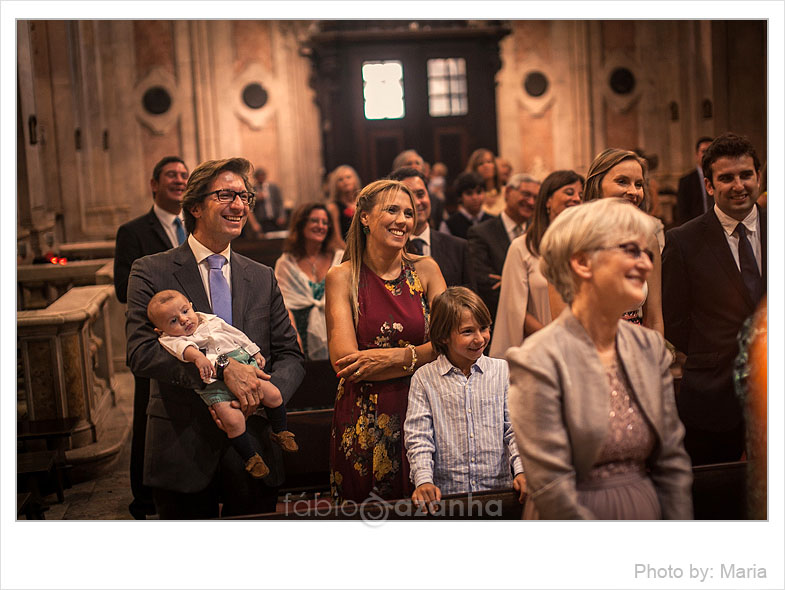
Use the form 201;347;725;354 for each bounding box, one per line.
514;58;556;118
133;66;181;135
600;51;642;115
232;62;280;131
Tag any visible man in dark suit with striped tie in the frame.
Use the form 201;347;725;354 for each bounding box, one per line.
388;167;475;291
663;133;766;465
114;155;189;518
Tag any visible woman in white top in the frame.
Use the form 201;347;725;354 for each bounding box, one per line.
275;203;344;360
490;170;584;358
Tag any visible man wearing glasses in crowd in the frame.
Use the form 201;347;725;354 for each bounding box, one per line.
125;157;304;519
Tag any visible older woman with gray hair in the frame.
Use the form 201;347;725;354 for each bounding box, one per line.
507;198;692;519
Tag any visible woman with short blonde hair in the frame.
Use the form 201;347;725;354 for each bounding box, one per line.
507;198;693;520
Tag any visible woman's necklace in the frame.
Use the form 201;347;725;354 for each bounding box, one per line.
303;252;320;279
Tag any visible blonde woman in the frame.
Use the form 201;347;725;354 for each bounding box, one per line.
584;148;664;335
325;179;446;503
325;164;362;248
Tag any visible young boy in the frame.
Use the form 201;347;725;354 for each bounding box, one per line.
403;286;526;513
146;289;298;479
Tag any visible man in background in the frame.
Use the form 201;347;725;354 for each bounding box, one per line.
468;173;539;324
677;136;713;225
389;167;475;291
113;155;189;519
663;133;766;465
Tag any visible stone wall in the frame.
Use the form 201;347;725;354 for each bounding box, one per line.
17;20;766;253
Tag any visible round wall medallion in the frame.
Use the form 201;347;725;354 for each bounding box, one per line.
609;67;635;95
523;71;549;97
142;86;172;115
242;83;269;109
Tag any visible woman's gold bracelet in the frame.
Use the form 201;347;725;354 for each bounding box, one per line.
403;344;417;373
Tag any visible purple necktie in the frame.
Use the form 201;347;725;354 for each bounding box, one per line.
206;254;232;324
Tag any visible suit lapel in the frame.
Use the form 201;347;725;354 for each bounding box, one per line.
230;252;252;332
146;208;174;250
429;230;443;259
616;327;661;432
492;218;510;258
171;244;211;313
703;210;754;308
759;206;767;291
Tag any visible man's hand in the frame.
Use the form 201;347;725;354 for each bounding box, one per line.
222;359;270;417
412;483;441;515
513;473;527;504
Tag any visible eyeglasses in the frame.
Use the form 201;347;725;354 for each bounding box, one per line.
307;217;330;226
598;242;655;263
202;189;256;207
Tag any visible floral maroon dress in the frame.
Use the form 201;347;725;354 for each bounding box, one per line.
330;261;429;503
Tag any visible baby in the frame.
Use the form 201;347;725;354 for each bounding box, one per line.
146;289;298;479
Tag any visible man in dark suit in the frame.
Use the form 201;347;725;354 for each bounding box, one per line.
440;172;494;239
467;173;539;322
388;167;475;290
247;167;286;234
114;155;189;519
125;157;304;518
663;133;766;466
676;136;713;225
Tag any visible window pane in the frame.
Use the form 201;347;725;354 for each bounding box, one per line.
428;59;445;77
427;57;468;117
362;60;404;120
429;78;448;96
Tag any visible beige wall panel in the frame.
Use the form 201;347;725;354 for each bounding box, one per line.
134;21;176;78
233;20;274;75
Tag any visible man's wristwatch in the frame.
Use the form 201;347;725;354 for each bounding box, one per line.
214;354;230;381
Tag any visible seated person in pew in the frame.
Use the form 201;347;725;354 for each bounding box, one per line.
147;289;299;479
403;287;526;514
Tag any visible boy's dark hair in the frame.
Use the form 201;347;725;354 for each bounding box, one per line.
702;133;760;183
429;286;492;356
453;171;483;198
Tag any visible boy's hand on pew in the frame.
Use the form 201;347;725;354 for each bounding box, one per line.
412;483;441;515
513;473;527;504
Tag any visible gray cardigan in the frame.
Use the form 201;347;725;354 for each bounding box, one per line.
507;308;693;519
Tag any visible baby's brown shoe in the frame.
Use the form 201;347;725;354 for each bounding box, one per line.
245;453;270;478
270;430;299;453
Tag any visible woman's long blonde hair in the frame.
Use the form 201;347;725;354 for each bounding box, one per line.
343;179;417;323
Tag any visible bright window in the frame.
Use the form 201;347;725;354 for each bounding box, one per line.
427;58;468;117
362;61;405;120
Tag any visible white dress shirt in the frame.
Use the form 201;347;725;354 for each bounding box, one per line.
158;312;260;383
187;234;232;310
153;204;186;248
714;204;762;274
500;210;525;243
